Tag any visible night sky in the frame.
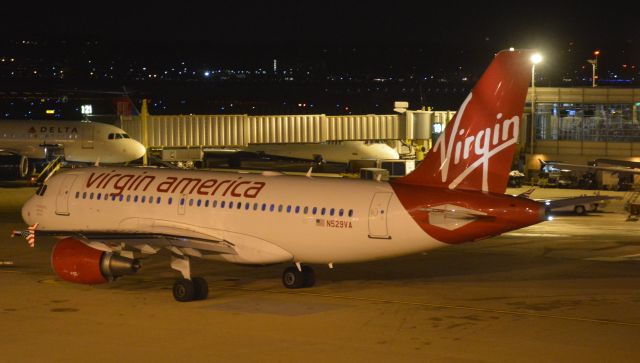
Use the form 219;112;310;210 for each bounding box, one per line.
2;2;637;49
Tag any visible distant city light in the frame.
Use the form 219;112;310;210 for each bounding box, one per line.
203;71;211;77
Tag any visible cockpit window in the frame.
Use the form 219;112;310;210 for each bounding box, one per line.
108;133;128;140
36;184;47;196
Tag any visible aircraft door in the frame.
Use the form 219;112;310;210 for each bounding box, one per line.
178;193;187;215
80;124;94;149
368;192;392;239
55;174;78;216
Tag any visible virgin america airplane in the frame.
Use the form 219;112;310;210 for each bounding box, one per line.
16;49;548;302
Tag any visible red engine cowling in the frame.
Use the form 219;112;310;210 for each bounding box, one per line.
51;238;141;284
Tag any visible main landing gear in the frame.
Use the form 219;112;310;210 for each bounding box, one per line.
282;265;315;289
170;255;208;302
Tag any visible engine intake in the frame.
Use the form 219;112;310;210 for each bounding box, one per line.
51;237;141;284
0;154;29;179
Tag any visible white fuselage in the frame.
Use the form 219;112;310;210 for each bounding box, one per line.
0;120;146;163
22;167;444;265
244;141;400;163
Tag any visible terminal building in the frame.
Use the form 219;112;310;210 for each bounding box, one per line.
523;87;640;187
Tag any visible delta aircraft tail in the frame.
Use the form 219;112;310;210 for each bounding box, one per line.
396;49;533;194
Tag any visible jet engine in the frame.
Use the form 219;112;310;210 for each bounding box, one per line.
51;238;141;284
0;154;29;180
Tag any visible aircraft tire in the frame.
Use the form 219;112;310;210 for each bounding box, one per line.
574;205;586;215
302;265;315;288
192;276;209;300
282;266;305;289
173;278;196;302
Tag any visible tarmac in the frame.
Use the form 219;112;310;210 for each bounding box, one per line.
1;186;640;362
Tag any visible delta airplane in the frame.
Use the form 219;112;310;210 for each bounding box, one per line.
15;49;549;302
0;120;146;180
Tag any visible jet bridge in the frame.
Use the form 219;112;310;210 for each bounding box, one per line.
120;105;456;150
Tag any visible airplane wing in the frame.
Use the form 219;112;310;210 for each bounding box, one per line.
541;159;640;175
13;218;292;266
25;230;237;256
545;195;620;210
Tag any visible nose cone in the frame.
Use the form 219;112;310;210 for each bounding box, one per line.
129;140;147;161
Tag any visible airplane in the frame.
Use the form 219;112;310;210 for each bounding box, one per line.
540;159;640;190
243;141;400;164
0;120;147;180
540;159;640;175
206;140;400;167
15;49;549;302
515;188;619;215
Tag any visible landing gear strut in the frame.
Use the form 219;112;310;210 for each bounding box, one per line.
170;255;208;302
282;265;315;289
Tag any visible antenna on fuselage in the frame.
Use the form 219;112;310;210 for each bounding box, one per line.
306;167;313;178
94;157;100;166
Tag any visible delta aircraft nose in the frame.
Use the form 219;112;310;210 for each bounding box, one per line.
129;139;147;160
21;195;36;225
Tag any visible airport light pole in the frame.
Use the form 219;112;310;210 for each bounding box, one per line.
587;50;600;87
530;53;543;155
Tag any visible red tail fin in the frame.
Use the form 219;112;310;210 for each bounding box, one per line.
396;49;533;194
